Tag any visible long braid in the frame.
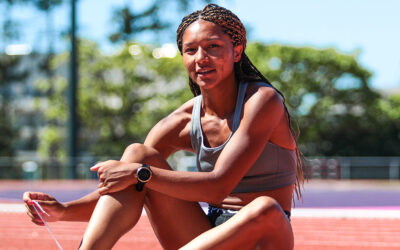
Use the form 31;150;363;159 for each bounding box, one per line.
176;4;305;201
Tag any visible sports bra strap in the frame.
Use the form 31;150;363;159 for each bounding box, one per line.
232;82;248;131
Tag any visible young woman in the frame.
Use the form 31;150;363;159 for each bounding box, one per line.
24;4;304;249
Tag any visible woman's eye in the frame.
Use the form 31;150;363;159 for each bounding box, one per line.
184;48;196;54
209;44;219;49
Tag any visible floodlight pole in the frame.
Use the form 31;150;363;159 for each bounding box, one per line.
67;0;78;179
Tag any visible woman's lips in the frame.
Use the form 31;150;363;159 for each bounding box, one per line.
197;69;215;77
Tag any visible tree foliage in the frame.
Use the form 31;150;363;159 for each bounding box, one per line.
246;43;399;156
35;40;189;158
36;41;400;158
0;0;63;157
108;0;212;44
109;4;168;43
2;0;399;158
0;55;29;156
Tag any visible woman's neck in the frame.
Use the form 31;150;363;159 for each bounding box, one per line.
200;79;238;118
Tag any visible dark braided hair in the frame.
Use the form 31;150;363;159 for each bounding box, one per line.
177;4;264;96
176;4;304;200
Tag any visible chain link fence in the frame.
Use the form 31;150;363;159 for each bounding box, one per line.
0;155;399;180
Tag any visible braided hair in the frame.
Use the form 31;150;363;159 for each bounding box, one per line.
177;3;268;96
176;4;304;200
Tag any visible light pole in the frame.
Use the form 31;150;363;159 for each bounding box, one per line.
68;0;78;179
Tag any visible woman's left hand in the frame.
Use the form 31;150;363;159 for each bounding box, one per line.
90;160;139;195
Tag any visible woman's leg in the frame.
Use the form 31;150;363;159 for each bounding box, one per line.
180;196;294;250
144;185;212;249
79;144;211;250
79;185;145;249
80;143;293;250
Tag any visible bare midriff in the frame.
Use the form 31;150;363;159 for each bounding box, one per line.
212;184;294;212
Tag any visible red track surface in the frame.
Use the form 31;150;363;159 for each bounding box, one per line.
0;212;161;250
1;212;399;250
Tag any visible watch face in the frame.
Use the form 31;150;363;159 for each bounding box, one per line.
138;167;152;182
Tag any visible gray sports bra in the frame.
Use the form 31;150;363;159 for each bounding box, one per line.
190;82;297;193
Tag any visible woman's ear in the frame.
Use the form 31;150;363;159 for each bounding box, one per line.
233;45;244;62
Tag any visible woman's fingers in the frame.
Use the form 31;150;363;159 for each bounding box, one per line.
22;191;63;225
31;218;44;226
26;205;45;226
44;194;55;201
25;200;40;219
90;160;119;172
22;192;31;203
91;160;136;195
90;160;110;171
23;191;54;203
90;164;101;171
97;180;131;195
97;180;120;195
26;209;36;219
98;186;109;195
25;202;34;213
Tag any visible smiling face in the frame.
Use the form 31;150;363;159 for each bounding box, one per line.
181;20;243;91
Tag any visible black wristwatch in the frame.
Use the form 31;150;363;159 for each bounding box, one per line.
136;164;152;192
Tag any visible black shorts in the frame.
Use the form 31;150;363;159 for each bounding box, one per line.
207;205;291;227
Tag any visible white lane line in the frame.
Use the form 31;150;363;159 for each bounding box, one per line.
0;203;26;213
297;240;400;248
2;203;400;219
292;208;400;219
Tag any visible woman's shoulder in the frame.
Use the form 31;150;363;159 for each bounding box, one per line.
245;81;283;108
145;97;197;151
156;97;196;130
241;81;294;149
167;97;197;122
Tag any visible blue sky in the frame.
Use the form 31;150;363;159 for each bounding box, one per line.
7;0;400;90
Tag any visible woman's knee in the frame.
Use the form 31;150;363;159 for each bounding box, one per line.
247;196;284;225
122;143;156;162
249;197;294;249
124;143;146;158
122;143;171;170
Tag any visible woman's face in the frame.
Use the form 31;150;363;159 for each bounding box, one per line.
181;19;243;90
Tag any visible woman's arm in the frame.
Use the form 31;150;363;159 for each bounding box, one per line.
23;100;195;223
61;191;100;221
23;190;99;223
94;87;285;204
144;87;286;203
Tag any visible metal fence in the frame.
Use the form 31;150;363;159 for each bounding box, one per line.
0;156;399;180
0;156;108;180
305;157;400;179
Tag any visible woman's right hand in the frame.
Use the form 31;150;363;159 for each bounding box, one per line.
22;191;66;226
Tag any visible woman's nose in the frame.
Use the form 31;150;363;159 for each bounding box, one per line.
195;47;209;63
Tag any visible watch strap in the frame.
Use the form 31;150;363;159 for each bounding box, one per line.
136;182;144;192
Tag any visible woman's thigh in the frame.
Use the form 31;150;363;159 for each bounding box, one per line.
145;190;212;250
124;144;292;249
122;144;212;249
181;196;294;250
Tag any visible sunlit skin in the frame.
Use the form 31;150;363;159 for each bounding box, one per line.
23;19;297;250
182;20;242;92
182;20;296;211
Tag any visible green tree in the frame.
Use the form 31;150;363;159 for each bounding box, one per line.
34;0;211;161
375;94;400;155
38;41;400;159
36;40;189;158
246;43;398;156
109;4;168;44
0;54;30;156
0;0;30;156
32;0;63;75
108;0;212;44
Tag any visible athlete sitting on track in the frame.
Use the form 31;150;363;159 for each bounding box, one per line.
23;4;304;249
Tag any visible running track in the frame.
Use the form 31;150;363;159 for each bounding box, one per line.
0;180;399;249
